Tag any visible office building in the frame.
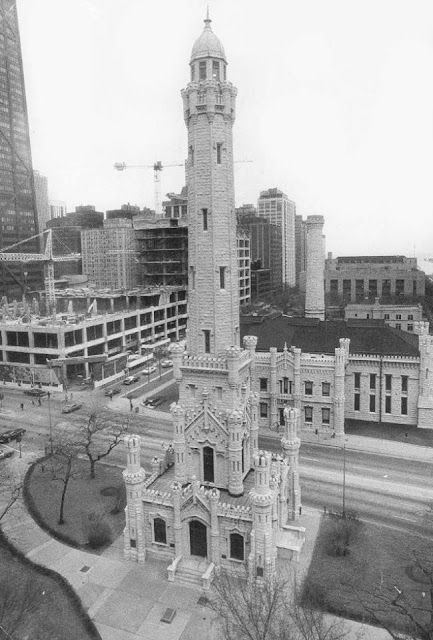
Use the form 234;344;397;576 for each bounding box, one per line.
0;1;42;297
49;200;67;220
33;171;50;230
257;188;296;287
325;255;426;302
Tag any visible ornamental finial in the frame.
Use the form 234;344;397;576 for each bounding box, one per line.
204;5;211;28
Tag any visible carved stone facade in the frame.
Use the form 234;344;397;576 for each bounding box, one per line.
123;14;305;587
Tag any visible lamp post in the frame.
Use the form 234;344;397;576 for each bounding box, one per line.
342;441;346;518
47;391;53;454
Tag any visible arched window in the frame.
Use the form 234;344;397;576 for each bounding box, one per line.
230;533;244;561
154;517;167;544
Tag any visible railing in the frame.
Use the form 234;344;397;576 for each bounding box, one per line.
182;354;228;371
167;555;182;582
201;562;215;591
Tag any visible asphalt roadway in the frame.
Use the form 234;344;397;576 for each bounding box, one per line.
1;385;432;538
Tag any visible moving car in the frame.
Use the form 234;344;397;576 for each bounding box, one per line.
160;359;173;368
142;366;156;375
0;447;13;460
104;386;121;397
123;376;139;385
141;397;163;408
23;388;48;397
61;403;82;414
0;428;26;443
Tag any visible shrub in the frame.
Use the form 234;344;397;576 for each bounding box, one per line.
81;511;112;549
326;512;362;557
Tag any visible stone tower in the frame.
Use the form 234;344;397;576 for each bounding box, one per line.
170;13;256;497
305;215;325;320
181;11;239;356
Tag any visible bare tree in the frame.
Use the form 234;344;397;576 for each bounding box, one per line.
209;569;348;640
48;437;82;525
78;409;129;479
0;464;22;523
346;542;433;640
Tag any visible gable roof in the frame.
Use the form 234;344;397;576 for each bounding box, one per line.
240;317;420;357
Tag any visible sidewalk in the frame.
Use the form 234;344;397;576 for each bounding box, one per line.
262;426;433;462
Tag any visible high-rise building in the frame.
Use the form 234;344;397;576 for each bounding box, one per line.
237;205;282;294
49;200;67;220
33;170;50;231
257;188;296;287
82;218;137;290
295;214;307;285
0;0;42;297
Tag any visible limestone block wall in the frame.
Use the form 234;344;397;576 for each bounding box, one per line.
345;356;419;425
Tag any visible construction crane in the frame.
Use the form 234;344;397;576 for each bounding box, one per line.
114;161;184;216
0;229;81;308
114;158;253;216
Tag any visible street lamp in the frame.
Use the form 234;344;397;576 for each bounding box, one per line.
342;441;346;518
47;391;53;454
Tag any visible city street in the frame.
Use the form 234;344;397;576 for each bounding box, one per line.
1;385;432;538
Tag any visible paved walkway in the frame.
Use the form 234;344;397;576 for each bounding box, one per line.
262;426;433;462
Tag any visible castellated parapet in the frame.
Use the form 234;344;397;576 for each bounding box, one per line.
305;215;325;321
123;435;146;562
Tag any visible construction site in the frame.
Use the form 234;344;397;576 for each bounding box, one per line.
0;228;187;390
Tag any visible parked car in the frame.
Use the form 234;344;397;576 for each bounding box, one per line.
104;386;121;397
123;376;139;385
0;428;26;444
142;366;156;375
0;446;14;460
141;397;163;408
61;403;82;414
23;388;48;397
160;359;173;368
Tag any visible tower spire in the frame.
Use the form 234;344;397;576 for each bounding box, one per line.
204;5;211;28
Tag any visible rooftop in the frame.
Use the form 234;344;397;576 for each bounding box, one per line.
240;316;420;357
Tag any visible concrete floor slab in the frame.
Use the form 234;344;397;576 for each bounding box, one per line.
28;538;70;566
76;581;105;611
87;556;132;589
95;622;141;640
117;571;168;598
158;583;204;610
93;590;153;634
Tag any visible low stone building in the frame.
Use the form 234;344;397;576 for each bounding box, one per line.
344;299;423;333
241;316;433;431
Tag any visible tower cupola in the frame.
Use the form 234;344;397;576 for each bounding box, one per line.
190;9;227;82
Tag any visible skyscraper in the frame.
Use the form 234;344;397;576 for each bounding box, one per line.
257;187;296;287
0;0;41;297
33;170;50;230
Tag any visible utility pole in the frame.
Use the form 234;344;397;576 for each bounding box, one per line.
342;442;346;518
48;391;53;454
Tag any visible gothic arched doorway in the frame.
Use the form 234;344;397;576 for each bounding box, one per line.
203;446;214;483
189;519;207;557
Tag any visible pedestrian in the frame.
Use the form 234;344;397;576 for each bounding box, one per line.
31;399;35;406
299;505;302;516
129;399;133;412
323;505;327;514
20;402;24;411
70;392;73;400
38;397;41;406
109;391;113;400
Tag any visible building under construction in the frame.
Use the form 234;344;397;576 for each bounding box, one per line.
0;285;187;389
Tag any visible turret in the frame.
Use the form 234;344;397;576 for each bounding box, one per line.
123;435;146;562
248;451;276;579
281;408;301;520
171;403;187;484
228;408;244;496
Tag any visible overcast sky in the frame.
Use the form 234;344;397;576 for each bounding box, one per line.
16;0;433;263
